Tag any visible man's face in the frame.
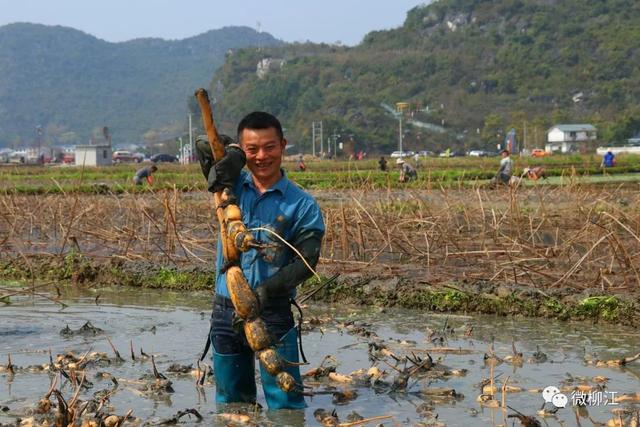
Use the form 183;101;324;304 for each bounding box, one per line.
240;127;286;185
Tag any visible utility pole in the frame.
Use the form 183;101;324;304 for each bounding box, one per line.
312;122;315;157
395;102;409;152
399;116;403;152
523;121;527;154
188;113;193;164
331;129;340;159
312;121;323;157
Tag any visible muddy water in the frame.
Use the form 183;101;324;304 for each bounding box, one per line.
1;285;639;426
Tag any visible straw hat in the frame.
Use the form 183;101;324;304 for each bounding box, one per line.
396;158;405;164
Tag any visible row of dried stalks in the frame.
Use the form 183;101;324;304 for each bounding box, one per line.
0;183;638;291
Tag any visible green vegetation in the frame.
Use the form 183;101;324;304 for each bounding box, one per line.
313;278;639;326
1;153;639;194
209;0;640;154
2;255;636;324
0;23;281;145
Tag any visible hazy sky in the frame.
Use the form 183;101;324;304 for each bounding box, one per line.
0;1;428;45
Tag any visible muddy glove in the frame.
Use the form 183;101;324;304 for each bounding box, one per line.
253;232;322;310
195;134;245;193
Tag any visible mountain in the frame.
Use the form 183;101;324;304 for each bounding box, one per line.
0;23;281;147
208;0;640;154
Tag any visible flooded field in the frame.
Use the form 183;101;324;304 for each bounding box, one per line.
1;284;639;426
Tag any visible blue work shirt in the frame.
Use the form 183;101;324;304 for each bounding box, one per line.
215;169;325;298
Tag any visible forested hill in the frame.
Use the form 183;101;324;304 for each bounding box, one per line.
209;0;640;154
0;23;281;146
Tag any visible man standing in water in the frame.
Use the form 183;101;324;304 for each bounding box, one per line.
196;112;325;409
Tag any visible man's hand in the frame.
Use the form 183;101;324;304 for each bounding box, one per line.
207;145;245;193
195;135;246;193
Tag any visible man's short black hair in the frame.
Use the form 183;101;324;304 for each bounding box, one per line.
237;111;283;142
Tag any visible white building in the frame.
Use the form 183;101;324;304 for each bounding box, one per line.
256;58;285;79
75;144;112;166
546;124;597;153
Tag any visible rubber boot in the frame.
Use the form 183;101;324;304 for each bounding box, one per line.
213;347;257;404
259;327;306;410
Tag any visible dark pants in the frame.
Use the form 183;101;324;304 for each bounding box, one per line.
211;295;305;409
211;295;293;354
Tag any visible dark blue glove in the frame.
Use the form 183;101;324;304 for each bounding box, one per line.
253;232;322;309
195;135;246;193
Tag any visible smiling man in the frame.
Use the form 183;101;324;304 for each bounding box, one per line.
196;111;325;410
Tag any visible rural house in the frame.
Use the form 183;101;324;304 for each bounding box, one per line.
74;144;112;166
545;124;597;153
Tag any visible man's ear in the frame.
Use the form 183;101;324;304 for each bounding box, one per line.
281;138;288;151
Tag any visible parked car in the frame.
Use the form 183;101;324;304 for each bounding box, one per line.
8;151;26;164
531;148;550;157
150;153;178;163
0;149;13;163
468;149;494;157
418;150;435;157
390;151;414;158
112;150;141;163
438;150;465;158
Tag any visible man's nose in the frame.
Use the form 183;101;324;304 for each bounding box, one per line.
255;148;267;159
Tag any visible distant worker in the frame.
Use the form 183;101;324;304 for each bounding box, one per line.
133;165;157;185
297;154;306;172
601;150;616;168
494;149;513;185
523;166;546;181
379;156;388;172
413;152;420;169
397;158;417;182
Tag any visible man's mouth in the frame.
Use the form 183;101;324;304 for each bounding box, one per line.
254;162;272;170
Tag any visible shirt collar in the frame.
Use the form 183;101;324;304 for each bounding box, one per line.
242;168;289;195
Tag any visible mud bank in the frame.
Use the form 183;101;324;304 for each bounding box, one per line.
1;253;638;327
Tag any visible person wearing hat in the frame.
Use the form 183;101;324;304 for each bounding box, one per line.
523;166;546;181
397;158;417;182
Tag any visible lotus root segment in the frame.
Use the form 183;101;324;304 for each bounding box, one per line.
257;348;285;376
243;318;272;352
227;220;255;252
226;267;260;320
223;204;242;222
276;371;298;393
222;207;301;395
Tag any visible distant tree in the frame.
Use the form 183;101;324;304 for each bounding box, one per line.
601;111;640;143
481;113;503;144
551;109;570;125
